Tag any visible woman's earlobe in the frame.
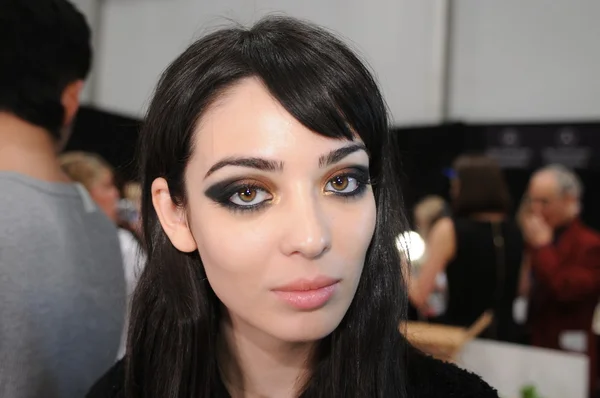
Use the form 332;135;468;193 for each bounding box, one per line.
151;178;198;253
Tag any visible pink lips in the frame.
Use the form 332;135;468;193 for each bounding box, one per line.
272;276;340;310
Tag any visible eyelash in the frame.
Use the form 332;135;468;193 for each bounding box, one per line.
206;167;371;214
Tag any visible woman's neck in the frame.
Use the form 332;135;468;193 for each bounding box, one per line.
219;315;314;398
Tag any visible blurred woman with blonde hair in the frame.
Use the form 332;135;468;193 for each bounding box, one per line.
411;195;451;319
414;195;450;240
60;151;145;359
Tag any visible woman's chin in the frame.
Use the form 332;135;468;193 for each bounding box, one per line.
262;310;346;344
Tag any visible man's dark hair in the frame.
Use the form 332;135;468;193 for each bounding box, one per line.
0;0;92;138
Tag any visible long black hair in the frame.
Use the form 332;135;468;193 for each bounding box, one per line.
128;16;410;398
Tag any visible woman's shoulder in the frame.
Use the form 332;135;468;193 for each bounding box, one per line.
406;347;498;397
86;359;125;398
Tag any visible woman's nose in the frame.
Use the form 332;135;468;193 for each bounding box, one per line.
279;192;332;259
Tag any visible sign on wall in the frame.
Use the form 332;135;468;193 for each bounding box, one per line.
484;124;599;170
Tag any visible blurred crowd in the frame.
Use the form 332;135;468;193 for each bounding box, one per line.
407;154;600;394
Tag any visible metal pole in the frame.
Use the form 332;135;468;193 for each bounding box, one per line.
431;0;454;122
86;0;106;105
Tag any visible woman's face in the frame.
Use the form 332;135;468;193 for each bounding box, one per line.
155;78;376;343
90;169;120;223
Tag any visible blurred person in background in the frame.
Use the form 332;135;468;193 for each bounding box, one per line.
414;195;450;240
411;195;451;319
60;151;146;360
522;164;600;392
508;196;536;332
122;181;143;237
516;195;534;298
0;1;126;397
409;155;525;342
59;152;120;221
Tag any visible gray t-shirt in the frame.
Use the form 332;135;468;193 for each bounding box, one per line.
0;172;126;398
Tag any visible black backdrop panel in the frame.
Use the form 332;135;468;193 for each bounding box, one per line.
481;123;600;170
67;106;141;182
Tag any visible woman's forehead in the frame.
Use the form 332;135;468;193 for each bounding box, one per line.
191;78;363;171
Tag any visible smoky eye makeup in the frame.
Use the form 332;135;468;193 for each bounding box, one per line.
324;165;371;198
204;178;273;213
203;164;371;214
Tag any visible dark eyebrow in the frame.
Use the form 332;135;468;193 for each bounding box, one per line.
204;143;367;179
204;157;283;179
318;143;368;168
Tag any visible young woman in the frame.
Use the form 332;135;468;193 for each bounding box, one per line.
409;155;525;342
88;16;497;398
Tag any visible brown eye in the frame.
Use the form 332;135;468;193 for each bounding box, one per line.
237;188;257;202
228;186;271;207
331;176;349;191
325;175;360;194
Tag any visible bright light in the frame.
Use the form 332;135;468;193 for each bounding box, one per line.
396;231;426;262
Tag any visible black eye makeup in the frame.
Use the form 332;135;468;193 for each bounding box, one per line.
204;178;273;213
324;166;371;198
204;165;371;214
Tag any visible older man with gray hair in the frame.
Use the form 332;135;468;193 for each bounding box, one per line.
522;164;600;392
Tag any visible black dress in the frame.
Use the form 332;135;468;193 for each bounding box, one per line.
86;346;498;398
441;218;524;342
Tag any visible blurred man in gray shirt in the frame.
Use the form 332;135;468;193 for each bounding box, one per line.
0;1;126;396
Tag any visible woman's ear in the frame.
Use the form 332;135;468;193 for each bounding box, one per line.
151;177;197;253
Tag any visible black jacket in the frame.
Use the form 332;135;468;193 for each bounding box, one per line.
87;347;497;398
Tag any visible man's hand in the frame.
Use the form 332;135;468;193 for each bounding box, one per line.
522;214;553;248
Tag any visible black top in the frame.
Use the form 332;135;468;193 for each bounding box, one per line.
442;218;523;342
86;346;498;397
